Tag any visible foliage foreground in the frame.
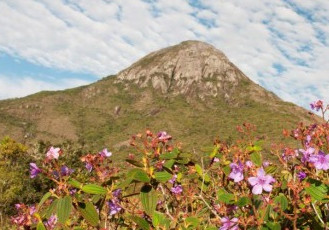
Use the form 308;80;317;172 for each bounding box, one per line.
7;100;329;229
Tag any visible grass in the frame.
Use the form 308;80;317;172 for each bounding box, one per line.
0;74;315;162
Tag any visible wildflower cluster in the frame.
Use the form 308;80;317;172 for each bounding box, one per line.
10;101;329;229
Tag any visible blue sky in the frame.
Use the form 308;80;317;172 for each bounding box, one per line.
0;0;329;110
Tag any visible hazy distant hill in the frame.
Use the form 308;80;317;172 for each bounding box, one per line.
0;41;316;153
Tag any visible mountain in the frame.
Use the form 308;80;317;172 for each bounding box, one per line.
0;41;316;156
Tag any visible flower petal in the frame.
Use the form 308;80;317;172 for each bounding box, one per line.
262;184;273;192
257;168;265;177
248;177;258;186
252;184;263;195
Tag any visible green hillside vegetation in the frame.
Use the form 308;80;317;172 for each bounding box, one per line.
0;75;314;157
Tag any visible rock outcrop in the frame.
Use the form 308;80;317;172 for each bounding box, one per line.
116;40;253;100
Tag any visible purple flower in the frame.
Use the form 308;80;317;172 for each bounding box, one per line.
157;131;172;141
213;157;220;163
46;147;60;160
310;100;323;111
29;163;41;178
263;161;270;168
297;171;307;181
112;189;121;198
99;148;112;158
168;174;177;184
85;163;93;172
29;205;36;215
248;168;275;195
45;215;57;230
219;217;239;230
69;189;77;195
306;135;312;146
229;162;244;182
60;165;74;176
309;151;329;170
108;199;122;215
245;161;253;168
300;147;315;163
171;185;183;194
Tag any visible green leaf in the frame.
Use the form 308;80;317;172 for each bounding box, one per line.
42;199;58;218
250;152;262;167
56;196;72;224
217;189;235;204
236;196;251;207
195;164;203;176
36;222;46;230
38;192;51;209
223;165;231;176
159;151;178;160
126;159;144;167
209;146;219;158
263;222;281;230
152;211;170;228
274;193;288;211
281;179;288;190
67;178;83;188
140;185;157;217
91;194;102;204
206;227;218;230
154;171;172;182
263;205;273;222
305;179;328;201
129;215;150;230
77;201;99;227
82;184;107;195
127;168;150;183
186;217;199;228
265;165;277;174
247;145;262;152
117;177;133;189
163;159;175;169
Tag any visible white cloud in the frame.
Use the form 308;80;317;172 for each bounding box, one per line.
0;75;90;99
0;0;328;111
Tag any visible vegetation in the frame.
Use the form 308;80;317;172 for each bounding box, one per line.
0;71;317;156
2;100;329;229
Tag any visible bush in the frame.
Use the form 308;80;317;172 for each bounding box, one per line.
8;100;329;229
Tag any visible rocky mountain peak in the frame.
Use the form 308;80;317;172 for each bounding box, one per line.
116;40;250;99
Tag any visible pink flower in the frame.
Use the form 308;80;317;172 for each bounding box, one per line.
300;147;315;163
171;185;183;194
309;151;329;170
99;148;112;157
229;162;244;182
46;147;60;160
310;100;323;111
168;174;177;184
85;163;93;172
108;199;122;215
29;163;41;178
245;161;253;168
45;215;57;230
248;168;275;195
157;131;172;141
220;217;239;230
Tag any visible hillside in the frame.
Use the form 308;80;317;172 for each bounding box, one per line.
0;41;316;154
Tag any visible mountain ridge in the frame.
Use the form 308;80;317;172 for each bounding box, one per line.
0;40;317;156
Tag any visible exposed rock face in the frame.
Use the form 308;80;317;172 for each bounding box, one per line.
116;40;250;99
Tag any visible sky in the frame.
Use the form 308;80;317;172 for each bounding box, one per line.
0;0;329;110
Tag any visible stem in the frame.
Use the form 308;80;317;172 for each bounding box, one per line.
312;202;325;226
159;185;174;220
197;195;221;219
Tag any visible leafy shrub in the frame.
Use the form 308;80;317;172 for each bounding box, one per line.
8;100;329;229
